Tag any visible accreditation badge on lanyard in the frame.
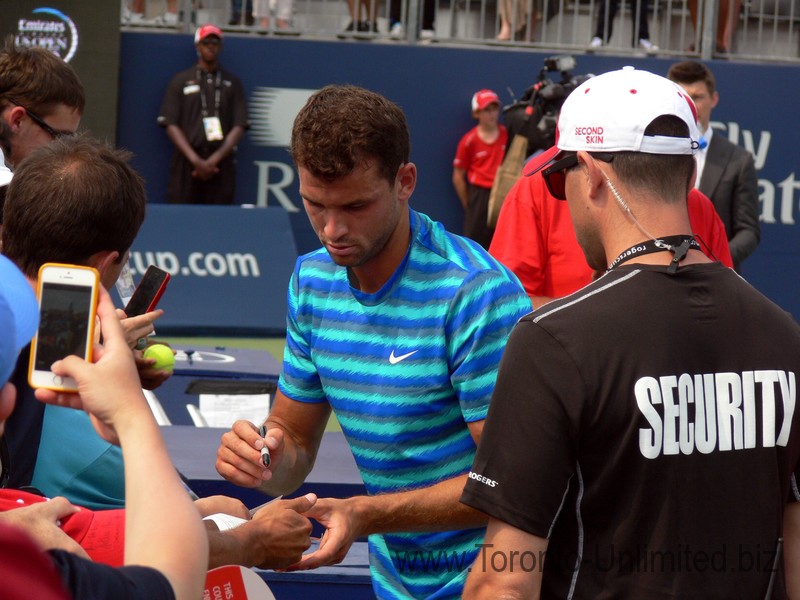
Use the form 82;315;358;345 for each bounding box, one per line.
203;116;224;141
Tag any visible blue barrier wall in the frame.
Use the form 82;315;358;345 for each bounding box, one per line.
118;32;800;323
116;205;297;335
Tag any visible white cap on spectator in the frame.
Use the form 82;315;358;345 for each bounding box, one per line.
556;66;699;156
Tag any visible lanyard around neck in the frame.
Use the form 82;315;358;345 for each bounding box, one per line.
607;235;701;274
197;68;222;118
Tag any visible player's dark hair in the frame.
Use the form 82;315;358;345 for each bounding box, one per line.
2;136;146;278
290;85;410;184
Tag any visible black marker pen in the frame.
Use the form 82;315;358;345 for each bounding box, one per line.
258;425;271;468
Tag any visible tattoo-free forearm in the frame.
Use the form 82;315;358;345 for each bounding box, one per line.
346;474;487;537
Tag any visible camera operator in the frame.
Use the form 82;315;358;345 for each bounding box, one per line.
486;56;589;228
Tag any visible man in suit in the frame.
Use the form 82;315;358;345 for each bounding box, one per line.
668;60;760;270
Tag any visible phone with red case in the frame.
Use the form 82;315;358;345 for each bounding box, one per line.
124;265;170;317
28;263;99;392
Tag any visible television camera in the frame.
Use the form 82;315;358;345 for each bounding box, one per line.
503;55;593;157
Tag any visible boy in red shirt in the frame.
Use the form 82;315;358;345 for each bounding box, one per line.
452;89;508;249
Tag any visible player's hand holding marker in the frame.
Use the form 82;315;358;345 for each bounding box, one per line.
216;419;284;487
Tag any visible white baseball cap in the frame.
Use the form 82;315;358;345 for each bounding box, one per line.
555;66;699;156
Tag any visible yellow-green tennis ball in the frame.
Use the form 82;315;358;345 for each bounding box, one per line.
143;344;175;372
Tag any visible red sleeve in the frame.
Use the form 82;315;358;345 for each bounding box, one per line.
489;175;547;296
688;189;734;268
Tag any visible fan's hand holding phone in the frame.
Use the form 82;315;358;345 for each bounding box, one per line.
28;263;100;392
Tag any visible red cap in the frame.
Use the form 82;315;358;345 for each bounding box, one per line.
471;89;500;112
195;24;223;44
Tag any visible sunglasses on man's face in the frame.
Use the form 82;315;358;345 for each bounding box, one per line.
542;152;615;200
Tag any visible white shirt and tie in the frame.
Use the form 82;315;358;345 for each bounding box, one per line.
694;126;712;188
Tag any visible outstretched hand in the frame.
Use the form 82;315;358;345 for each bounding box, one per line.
239;494;316;570
285;496;359;571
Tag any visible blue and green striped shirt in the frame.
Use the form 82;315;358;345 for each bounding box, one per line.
280;209;530;599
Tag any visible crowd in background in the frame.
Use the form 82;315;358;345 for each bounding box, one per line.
119;0;800;62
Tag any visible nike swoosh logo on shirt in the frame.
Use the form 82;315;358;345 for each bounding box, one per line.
389;350;418;364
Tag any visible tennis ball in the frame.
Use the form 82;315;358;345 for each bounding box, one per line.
143;344;175;372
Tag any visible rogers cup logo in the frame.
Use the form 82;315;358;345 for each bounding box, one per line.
16;8;79;63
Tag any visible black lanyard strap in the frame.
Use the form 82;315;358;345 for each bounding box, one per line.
607;235;701;274
197;68;222;118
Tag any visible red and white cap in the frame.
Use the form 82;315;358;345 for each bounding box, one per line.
195;24;223;44
555;66;699;155
471;89;500;112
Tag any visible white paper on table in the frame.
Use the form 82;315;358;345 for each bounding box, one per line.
198;393;271;429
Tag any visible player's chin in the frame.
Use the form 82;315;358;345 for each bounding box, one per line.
325;245;363;267
329;257;362;268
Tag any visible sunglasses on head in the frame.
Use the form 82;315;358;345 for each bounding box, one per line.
542;152;615;200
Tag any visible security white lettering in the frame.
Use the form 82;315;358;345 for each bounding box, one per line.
636;371;796;458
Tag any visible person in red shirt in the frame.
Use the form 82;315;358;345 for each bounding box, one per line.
452;89;508;249
490;145;733;308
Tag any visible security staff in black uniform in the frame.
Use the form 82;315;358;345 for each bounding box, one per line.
157;25;248;204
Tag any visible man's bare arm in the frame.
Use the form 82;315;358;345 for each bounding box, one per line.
290;420;488;570
464;517;548;599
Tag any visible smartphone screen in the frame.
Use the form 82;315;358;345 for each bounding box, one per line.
34;282;93;371
29;264;99;392
124;265;170;317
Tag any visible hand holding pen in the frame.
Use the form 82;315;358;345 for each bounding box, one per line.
258;425;271;468
215;420;281;487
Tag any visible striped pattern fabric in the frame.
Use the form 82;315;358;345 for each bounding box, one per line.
280;209;530;599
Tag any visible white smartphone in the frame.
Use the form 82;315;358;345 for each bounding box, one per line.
28;263;100;392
